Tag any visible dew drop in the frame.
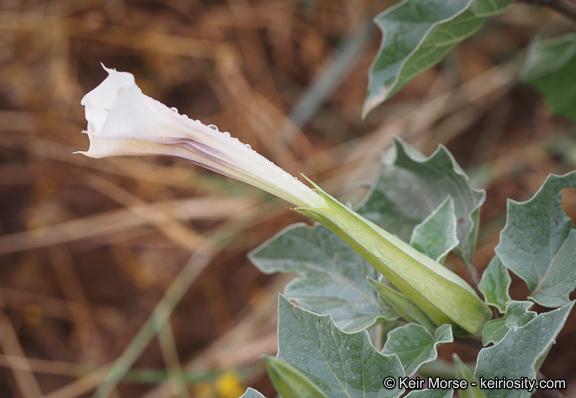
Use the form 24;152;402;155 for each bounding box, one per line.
208;124;219;131
245;144;251;149
170;107;178;112
222;131;231;138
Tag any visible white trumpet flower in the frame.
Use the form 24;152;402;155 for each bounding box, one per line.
79;65;327;209
79;65;492;336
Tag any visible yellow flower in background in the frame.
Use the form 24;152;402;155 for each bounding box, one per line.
190;372;244;398
215;371;245;398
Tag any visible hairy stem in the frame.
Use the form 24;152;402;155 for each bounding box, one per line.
517;0;576;22
461;256;481;293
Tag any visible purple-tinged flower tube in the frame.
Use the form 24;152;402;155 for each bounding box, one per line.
78;65;327;209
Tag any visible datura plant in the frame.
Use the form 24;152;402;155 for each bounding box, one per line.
80;65;575;398
80;65;489;335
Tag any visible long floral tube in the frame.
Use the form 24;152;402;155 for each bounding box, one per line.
79;66;491;335
79;65;327;209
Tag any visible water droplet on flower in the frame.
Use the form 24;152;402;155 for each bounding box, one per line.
170;107;178;112
222;131;231;138
245;144;251;149
208;124;219;131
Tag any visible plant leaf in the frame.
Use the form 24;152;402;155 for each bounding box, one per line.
264;355;329;398
478;256;511;313
250;223;396;332
381;323;453;376
277;295;405;398
357;138;485;264
481;301;535;347
240;388;267;398
475;302;574;398
495;172;576;307
453;354;486;398
369;278;437;332
410;196;458;262
521;33;576;122
364;0;512;115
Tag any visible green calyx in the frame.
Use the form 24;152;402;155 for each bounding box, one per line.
295;182;491;336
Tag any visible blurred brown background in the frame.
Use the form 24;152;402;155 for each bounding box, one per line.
0;0;575;397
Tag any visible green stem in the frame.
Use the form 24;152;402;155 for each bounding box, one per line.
461;256;481;293
158;320;190;398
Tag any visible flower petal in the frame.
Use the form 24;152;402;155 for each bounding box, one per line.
79;65;327;208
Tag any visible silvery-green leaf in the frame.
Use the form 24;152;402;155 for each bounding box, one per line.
382;323;453;376
475;302;574;398
478;256;512;313
482;301;536;346
495;172;576;307
239;388;267;398
358;138;485;264
264;355;328;398
364;0;512;114
410;196;458;262
482;301;536;345
250;224;396;332
277;295;405;398
522;33;576;122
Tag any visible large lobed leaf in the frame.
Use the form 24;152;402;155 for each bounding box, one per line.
364;0;512;115
475;302;573;398
277;295;405;398
249;223;396;332
522;33;576;122
495;172;576;307
357;138;485;264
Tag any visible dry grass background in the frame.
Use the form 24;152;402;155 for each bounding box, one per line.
0;0;575;397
